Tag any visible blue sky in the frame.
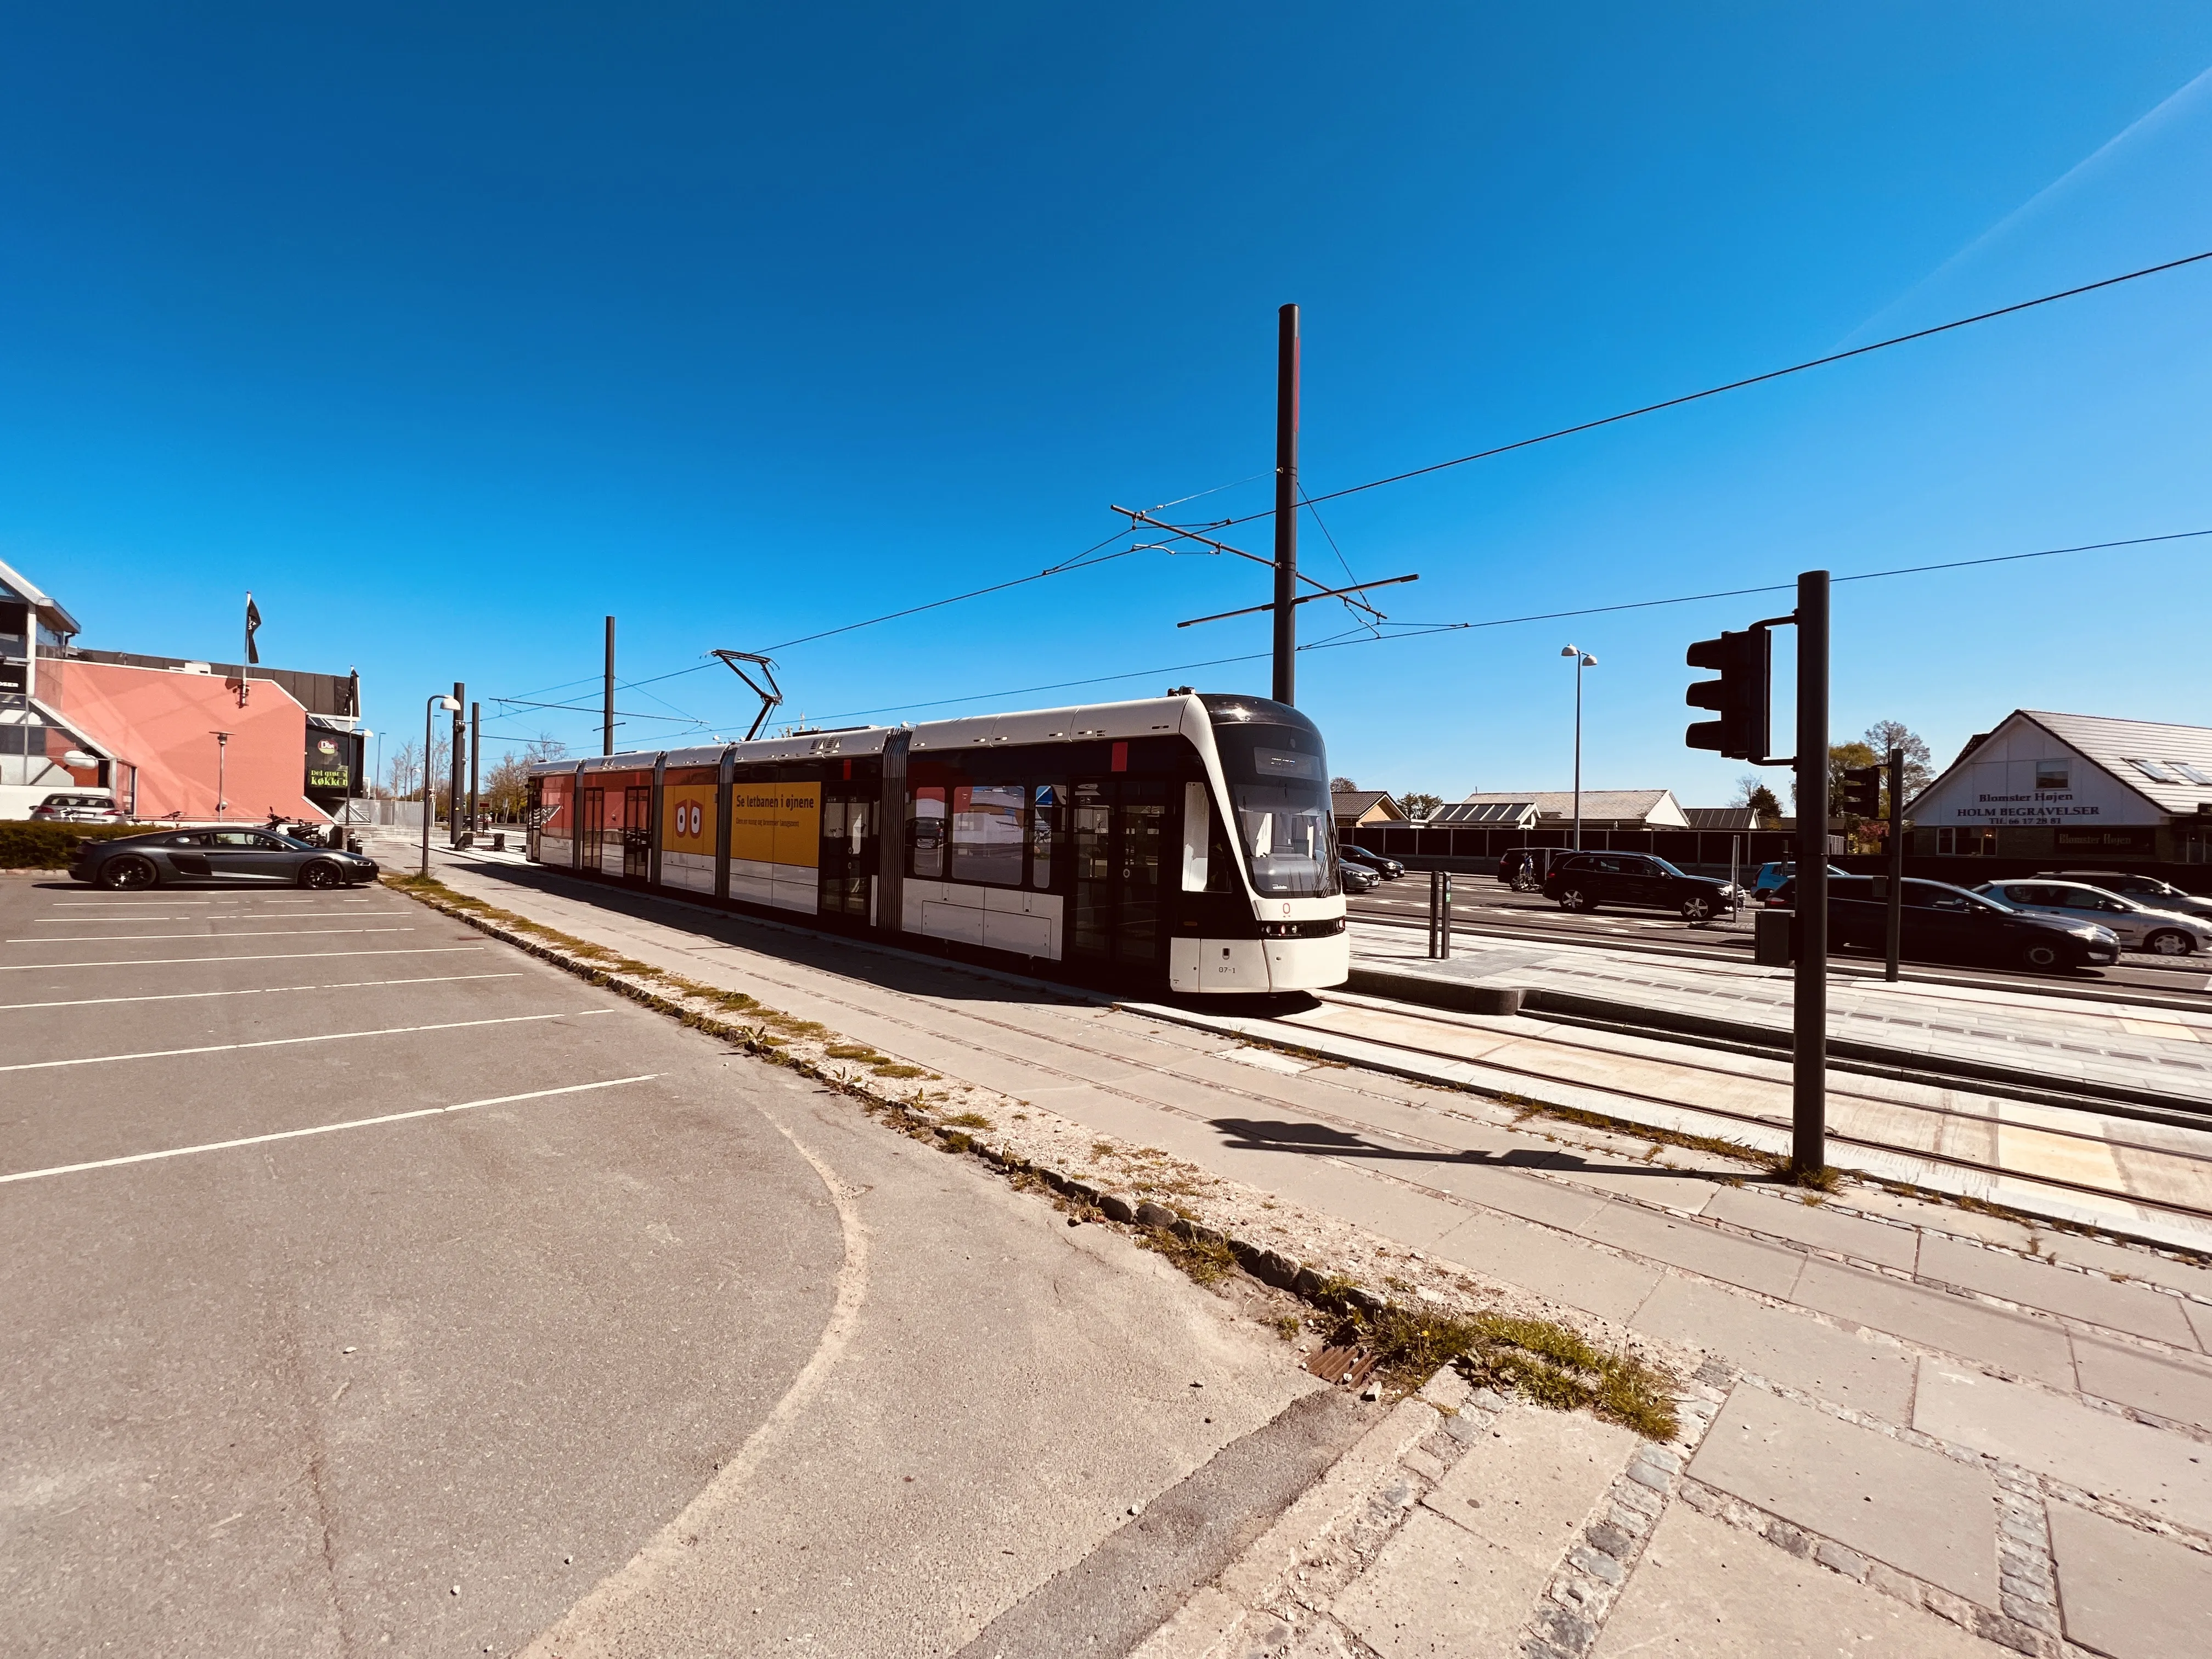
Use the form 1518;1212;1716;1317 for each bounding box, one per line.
5;5;2210;802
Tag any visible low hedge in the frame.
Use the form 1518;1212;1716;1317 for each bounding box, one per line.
0;822;158;869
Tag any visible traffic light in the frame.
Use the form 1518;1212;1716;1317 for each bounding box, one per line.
1685;628;1771;760
1840;763;1883;818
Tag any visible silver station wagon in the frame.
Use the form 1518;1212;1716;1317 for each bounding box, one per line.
1973;879;2212;957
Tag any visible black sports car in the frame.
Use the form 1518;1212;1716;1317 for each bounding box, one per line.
69;827;380;890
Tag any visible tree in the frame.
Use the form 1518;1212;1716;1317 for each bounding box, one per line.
1329;776;1359;793
1399;791;1444;822
483;754;532;822
1861;719;1934;802
1736;775;1782;825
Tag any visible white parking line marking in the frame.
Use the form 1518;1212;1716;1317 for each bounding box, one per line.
0;1075;660;1185
0;1009;613;1073
0;946;484;972
10;928;416;943
30;913;399;923
0;974;523;1012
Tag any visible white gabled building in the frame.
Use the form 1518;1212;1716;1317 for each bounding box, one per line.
1906;709;2212;867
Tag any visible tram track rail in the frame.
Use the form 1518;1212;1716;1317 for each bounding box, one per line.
1346;900;2212;1011
420;847;2212;1248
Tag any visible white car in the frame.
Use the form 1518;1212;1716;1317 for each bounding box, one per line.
28;791;127;824
1974;880;2212;957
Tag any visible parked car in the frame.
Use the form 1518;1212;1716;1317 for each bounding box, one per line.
29;791;126;824
1750;860;1847;897
1973;879;2212;957
2045;870;2212;924
1336;858;1380;894
1341;845;1405;880
1541;852;1739;922
69;827;380;890
1768;874;2118;972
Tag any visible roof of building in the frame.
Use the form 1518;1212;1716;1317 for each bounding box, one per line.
1914;709;2212;819
2024;710;2212;815
0;556;82;637
1330;789;1404;821
1456;788;1690;828
1428;800;1539;826
1683;806;1759;831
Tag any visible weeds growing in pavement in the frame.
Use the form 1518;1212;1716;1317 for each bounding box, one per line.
1139;1226;1238;1286
1328;1306;1679;1441
944;1111;993;1130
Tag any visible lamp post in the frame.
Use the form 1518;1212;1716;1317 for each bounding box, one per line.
1560;646;1596;849
211;731;232;819
422;694;460;875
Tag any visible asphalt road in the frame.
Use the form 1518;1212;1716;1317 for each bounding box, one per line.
1348;881;2212;1002
1;872;1338;1657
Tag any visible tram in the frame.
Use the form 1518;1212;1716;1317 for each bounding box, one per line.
526;691;1347;995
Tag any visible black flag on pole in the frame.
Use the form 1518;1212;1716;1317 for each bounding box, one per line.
244;593;262;665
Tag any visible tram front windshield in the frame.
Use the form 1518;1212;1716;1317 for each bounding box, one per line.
1210;718;1340;897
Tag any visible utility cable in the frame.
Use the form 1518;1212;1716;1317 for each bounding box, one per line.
1183;247;2212;530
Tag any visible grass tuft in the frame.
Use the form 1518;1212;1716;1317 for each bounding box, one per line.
1139;1226;1238;1286
1327;1306;1678;1441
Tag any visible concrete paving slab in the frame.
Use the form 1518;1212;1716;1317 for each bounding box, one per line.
2069;1335;2212;1431
1328;1507;1541;1659
1701;1187;1921;1272
1690;1385;1997;1606
1630;1277;1917;1421
2046;1498;2212;1659
1913;1360;2212;1534
1591;1504;2006;1658
1791;1260;2076;1387
2036;1230;2212;1305
1421;1401;1639;1554
1428;1208;1664;1325
1915;1233;2199;1346
1580;1201;1808;1300
2190;1297;2212;1355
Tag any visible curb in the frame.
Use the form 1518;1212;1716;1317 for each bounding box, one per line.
1348;963;2212;1123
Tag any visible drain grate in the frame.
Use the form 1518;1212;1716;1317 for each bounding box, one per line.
1304;1344;1380;1389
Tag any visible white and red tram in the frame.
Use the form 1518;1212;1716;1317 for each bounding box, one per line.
527;691;1348;994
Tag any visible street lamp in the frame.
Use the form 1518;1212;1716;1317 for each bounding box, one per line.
210;730;232;819
422;695;460;875
1560;646;1597;850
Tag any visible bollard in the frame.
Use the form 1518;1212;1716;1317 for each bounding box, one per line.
1438;871;1453;959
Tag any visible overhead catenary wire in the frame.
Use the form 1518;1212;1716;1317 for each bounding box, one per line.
783;525;2212;725
1188;247;2212;529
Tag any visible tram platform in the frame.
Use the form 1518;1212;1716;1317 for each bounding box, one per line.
386;833;2212;1659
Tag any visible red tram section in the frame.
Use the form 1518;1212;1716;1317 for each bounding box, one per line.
526;692;1347;995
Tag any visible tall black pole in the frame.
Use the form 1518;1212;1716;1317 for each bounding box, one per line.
1884;744;1905;982
1792;571;1830;1178
469;702;482;840
1272;303;1299;706
449;682;466;847
603;616;616;757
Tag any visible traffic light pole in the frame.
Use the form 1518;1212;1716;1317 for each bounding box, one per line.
1885;746;1905;982
1792;571;1830;1180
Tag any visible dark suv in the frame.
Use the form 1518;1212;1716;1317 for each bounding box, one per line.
1541;852;1738;922
1768;874;2118;972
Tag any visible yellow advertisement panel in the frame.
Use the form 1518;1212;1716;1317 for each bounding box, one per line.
661;783;718;854
731;783;820;868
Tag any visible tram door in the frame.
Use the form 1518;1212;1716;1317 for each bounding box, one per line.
622;786;652;880
581;788;605;870
1068;780;1168;971
819;788;876;922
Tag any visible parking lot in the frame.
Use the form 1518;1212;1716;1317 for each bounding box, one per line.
0;872;1312;1657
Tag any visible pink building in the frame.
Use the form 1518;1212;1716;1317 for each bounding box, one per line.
0;557;362;822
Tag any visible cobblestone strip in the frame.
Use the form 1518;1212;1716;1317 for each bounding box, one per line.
1228;1379;1514;1658
1518;1389;1724;1659
1674;1474;2060;1657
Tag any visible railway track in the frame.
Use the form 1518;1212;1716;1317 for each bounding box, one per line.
1347;895;2212;1009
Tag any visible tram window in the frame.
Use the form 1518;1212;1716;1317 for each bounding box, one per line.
951;783;1025;886
908;786;948;879
1181;781;1211;891
1235;783;1339;896
1030;785;1063;890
